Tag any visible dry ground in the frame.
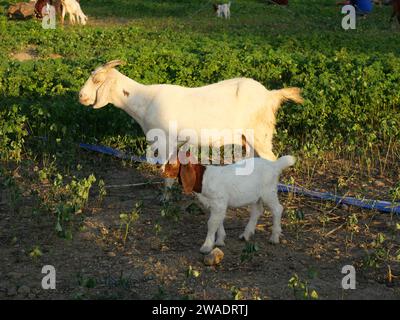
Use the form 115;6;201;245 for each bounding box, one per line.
0;152;399;300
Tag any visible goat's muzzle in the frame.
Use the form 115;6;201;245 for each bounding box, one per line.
78;92;91;106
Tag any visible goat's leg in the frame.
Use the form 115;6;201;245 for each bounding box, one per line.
161;177;175;202
253;136;277;161
159;140;178;202
215;222;226;247
61;6;65;25
263;193;283;244
246;126;276;160
239;200;263;241
200;206;227;254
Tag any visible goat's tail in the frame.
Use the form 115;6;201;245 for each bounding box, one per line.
276;87;304;105
269;87;303;114
274;155;296;172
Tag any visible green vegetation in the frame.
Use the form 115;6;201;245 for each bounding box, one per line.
288;273;319;300
240;242;259;263
1;0;399;159
119;201;141;244
0;0;398;239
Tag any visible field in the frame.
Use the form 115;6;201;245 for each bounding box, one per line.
0;0;399;300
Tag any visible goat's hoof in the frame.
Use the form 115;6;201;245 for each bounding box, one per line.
215;239;225;247
269;234;280;244
200;245;213;254
159;194;171;204
239;233;251;241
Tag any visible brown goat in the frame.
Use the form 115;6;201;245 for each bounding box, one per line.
34;0;64;19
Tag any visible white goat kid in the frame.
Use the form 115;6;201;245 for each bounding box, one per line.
79;61;302;197
164;154;296;253
215;2;231;19
61;0;87;25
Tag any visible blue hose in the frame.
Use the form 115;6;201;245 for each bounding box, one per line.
277;184;399;215
79;142;147;163
79;142;400;215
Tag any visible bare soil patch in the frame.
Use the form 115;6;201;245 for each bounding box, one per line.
10;45;63;61
0;154;399;300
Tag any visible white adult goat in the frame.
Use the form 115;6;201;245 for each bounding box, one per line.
79;60;303;193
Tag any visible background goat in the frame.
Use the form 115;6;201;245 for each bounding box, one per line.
35;0;62;19
213;2;231;19
61;0;87;25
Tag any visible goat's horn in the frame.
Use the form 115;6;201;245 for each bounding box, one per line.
103;60;124;69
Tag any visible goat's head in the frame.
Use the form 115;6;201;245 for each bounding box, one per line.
79;60;123;109
80;15;88;26
162;151;205;194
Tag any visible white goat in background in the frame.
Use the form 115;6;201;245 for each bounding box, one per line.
79;60;303;195
61;0;87;25
214;2;231;19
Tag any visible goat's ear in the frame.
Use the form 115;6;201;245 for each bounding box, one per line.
180;164;196;194
162;161;180;179
103;60;124;69
93;77;115;109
